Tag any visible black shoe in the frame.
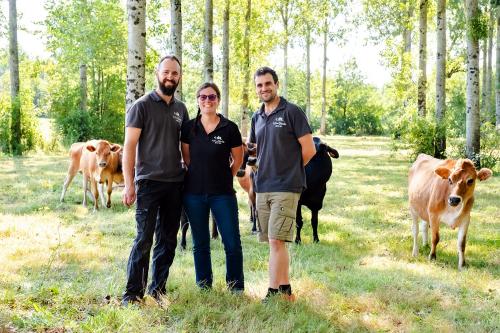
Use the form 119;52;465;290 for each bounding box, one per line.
121;295;141;307
278;284;296;302
261;288;279;303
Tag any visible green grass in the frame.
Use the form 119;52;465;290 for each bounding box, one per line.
0;135;498;332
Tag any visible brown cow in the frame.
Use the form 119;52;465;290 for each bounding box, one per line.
236;142;258;233
60;140;122;210
408;154;492;270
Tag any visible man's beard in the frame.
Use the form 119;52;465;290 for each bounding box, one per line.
260;92;276;103
158;78;179;96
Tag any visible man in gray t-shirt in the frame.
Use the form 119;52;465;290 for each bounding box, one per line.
121;55;189;306
249;67;316;302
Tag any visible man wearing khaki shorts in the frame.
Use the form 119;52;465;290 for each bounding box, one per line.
249;67;316;301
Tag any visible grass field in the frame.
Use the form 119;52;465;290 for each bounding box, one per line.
0;135;498;332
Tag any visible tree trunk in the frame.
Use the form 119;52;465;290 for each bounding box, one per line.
239;0;251;136
9;0;21;155
435;0;446;158
80;64;88;112
465;0;481;165
481;39;487;120
171;0;183;100
126;0;146;112
486;7;494;123
204;0;214;82
497;7;500;130
221;0;229;117
319;17;328;135
403;0;413;53
417;0;427;117
281;3;289;99
305;24;311;120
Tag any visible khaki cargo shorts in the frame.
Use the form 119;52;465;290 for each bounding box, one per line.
256;192;300;242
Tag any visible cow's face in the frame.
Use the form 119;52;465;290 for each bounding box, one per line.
435;159;492;207
86;141;121;168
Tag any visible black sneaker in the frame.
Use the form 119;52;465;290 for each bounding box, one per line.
121;295;141;307
278;284;296;302
261;288;279;303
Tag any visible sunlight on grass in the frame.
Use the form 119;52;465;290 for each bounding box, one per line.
0;135;498;332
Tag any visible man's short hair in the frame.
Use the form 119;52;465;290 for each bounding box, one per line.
157;55;181;70
254;66;278;83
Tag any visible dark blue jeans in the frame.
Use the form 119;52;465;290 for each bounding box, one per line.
183;193;244;291
124;180;183;299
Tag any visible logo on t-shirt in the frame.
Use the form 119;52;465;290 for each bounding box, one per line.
212;135;225;144
172;111;183;125
272;116;287;128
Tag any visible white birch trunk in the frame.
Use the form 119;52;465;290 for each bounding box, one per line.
465;0;481;164
222;0;229;117
435;0;446;157
417;0;427;117
239;0;251;136
171;0;183;100
320;18;328;135
126;0;146;112
9;0;21;154
203;0;214;82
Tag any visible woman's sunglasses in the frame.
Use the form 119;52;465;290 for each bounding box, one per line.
198;94;217;101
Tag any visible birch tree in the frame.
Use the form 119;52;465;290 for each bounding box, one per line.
222;0;229;117
465;0;481;164
126;0;146;112
417;0;427;117
275;0;295;98
435;0;446;157
497;2;500;129
171;0;183;100
204;0;214;82
9;0;21;155
239;0;251;136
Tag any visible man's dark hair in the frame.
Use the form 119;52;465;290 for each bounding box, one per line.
157;55;181;70
254;66;278;83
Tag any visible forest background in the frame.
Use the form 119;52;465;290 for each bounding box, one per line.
0;0;499;171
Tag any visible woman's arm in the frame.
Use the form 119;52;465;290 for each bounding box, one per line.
230;145;244;176
181;142;190;167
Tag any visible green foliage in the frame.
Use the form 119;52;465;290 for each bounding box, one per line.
326;61;384;135
479;123;500;171
0;95;11;154
467;9;489;40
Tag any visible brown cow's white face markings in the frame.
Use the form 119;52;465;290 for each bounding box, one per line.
437;159;492;208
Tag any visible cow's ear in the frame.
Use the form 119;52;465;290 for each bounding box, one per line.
110;144;121;152
435;167;451;179
328;147;339;159
86;144;96;152
477;168;492;181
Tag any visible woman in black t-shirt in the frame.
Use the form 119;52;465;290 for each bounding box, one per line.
180;82;244;292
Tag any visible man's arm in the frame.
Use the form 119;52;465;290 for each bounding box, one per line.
297;133;316;166
122;127;141;207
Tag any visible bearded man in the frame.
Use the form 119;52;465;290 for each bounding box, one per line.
121;55;189;306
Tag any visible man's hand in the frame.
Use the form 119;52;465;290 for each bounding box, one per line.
122;184;136;207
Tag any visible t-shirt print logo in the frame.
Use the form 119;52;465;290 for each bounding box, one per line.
212;135;225;144
273;116;286;128
172;111;183;125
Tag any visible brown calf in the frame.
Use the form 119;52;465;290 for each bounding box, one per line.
60;140;122;210
408;154;492;269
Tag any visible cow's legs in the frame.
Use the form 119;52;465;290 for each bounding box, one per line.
410;208;419;257
457;217;470;270
429;215;440;260
295;205;303;244
180;208;189;250
420;220;429;247
98;182;107;208
311;209;319;243
91;180;99;211
60;167;78;202
82;176;89;207
210;212;219;239
250;199;257;233
106;178;113;208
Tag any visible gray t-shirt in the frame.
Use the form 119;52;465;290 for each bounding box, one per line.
126;90;189;182
249;97;312;193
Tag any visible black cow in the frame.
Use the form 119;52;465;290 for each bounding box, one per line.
295;137;339;244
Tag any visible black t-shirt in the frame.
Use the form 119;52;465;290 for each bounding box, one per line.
249;97;312;193
126;90;189;182
181;114;243;195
